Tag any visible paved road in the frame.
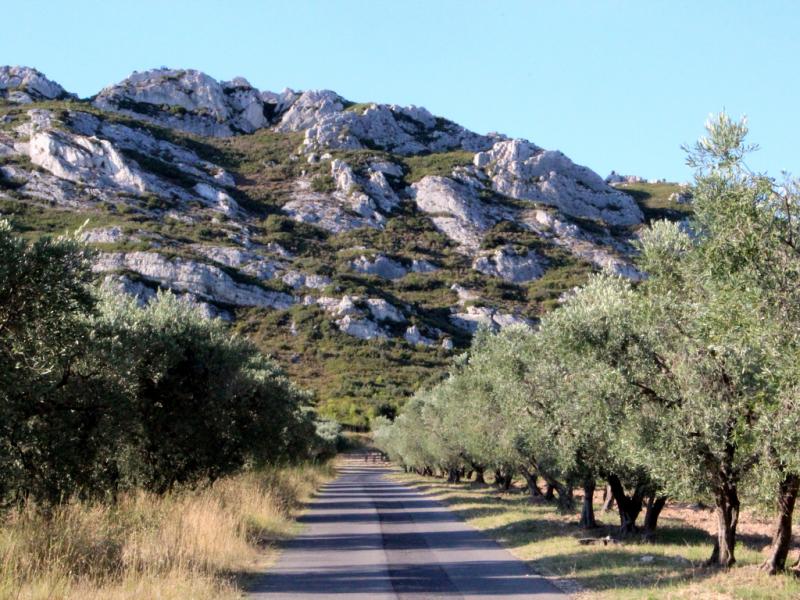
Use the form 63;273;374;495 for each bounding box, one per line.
250;456;567;599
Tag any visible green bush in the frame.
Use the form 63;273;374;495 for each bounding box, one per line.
310;174;336;193
0;221;325;503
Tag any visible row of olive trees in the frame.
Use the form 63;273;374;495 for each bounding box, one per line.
0;221;336;505
375;114;800;574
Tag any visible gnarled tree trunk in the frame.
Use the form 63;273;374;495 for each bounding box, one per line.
641;494;667;541
493;469;504;488
544;483;555;500
519;465;542;502
580;479;597;528
540;472;574;510
706;481;740;567
473;466;486;484
607;474;644;535
761;473;800;574
602;483;615;511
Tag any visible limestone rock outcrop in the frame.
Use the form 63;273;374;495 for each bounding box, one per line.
94;252;294;310
410;175;508;252
93;68;276;136
0;66;73;103
350;254;408;279
475;140;644;226
277;91;500;155
472;245;546;283
450;306;532;333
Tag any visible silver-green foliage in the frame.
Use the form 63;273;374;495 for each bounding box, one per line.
375;114;800;568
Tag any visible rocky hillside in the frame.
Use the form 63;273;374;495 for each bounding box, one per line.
0;66;690;425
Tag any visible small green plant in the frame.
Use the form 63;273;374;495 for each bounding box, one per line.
402;150;475;183
310;174;336;193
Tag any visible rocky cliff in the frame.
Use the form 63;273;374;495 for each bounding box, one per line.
0;66;689;424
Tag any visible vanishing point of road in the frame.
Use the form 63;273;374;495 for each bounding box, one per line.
250;455;568;599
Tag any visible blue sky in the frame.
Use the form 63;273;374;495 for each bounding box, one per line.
3;0;798;181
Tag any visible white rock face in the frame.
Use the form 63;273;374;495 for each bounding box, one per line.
366;298;405;323
308;294;405;339
63;109;236;190
410;176;502;252
451;283;480;305
369;160;404;178
350;254;408;279
283;178;386;233
0;162;96;209
15;109;238;216
193;183;239;217
336;314;388;340
94;252;294;309
93;68;273;136
523;209;642;280
475;140;644;226
193;245;284;280
281;271;332;290
277;91;498;155
103;274;231;320
29;130;149;193
330;159;399;215
81;226;129;244
0;66;72;103
472;245;546;283
404;325;435;346
411;259;438;273
669;190;693;204
450;305;532;333
265;242;294;258
284;157;402;233
276;90;348;132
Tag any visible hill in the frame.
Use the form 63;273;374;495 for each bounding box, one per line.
0;66;688;425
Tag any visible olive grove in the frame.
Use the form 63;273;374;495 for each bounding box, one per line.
375;114;800;573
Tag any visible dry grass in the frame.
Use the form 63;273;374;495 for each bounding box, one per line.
395;472;800;600
0;462;335;600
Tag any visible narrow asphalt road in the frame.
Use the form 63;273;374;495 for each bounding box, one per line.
250;456;567;599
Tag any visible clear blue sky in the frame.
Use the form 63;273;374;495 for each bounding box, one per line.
3;0;798;181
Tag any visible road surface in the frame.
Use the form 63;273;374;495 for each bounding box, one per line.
250;456;567;599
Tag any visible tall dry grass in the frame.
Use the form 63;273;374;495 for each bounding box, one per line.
0;462;335;600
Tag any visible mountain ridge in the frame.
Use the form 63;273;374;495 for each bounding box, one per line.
0;65;690;424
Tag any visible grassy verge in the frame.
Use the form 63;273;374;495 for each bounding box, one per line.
394;472;800;600
0;462;335;600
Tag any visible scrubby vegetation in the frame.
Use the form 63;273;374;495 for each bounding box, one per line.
0;220;341;596
401;150;475;183
0;462;335;599
376;115;800;580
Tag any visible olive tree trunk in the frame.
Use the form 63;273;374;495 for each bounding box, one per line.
761;473;800;574
473;466;486;484
641;495;667;541
607;474;644;535
544;483;554;500
602;483;615;511
706;481;740;568
580;479;597;529
519;466;543;502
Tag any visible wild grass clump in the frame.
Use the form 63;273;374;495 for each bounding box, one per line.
0;462;334;600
